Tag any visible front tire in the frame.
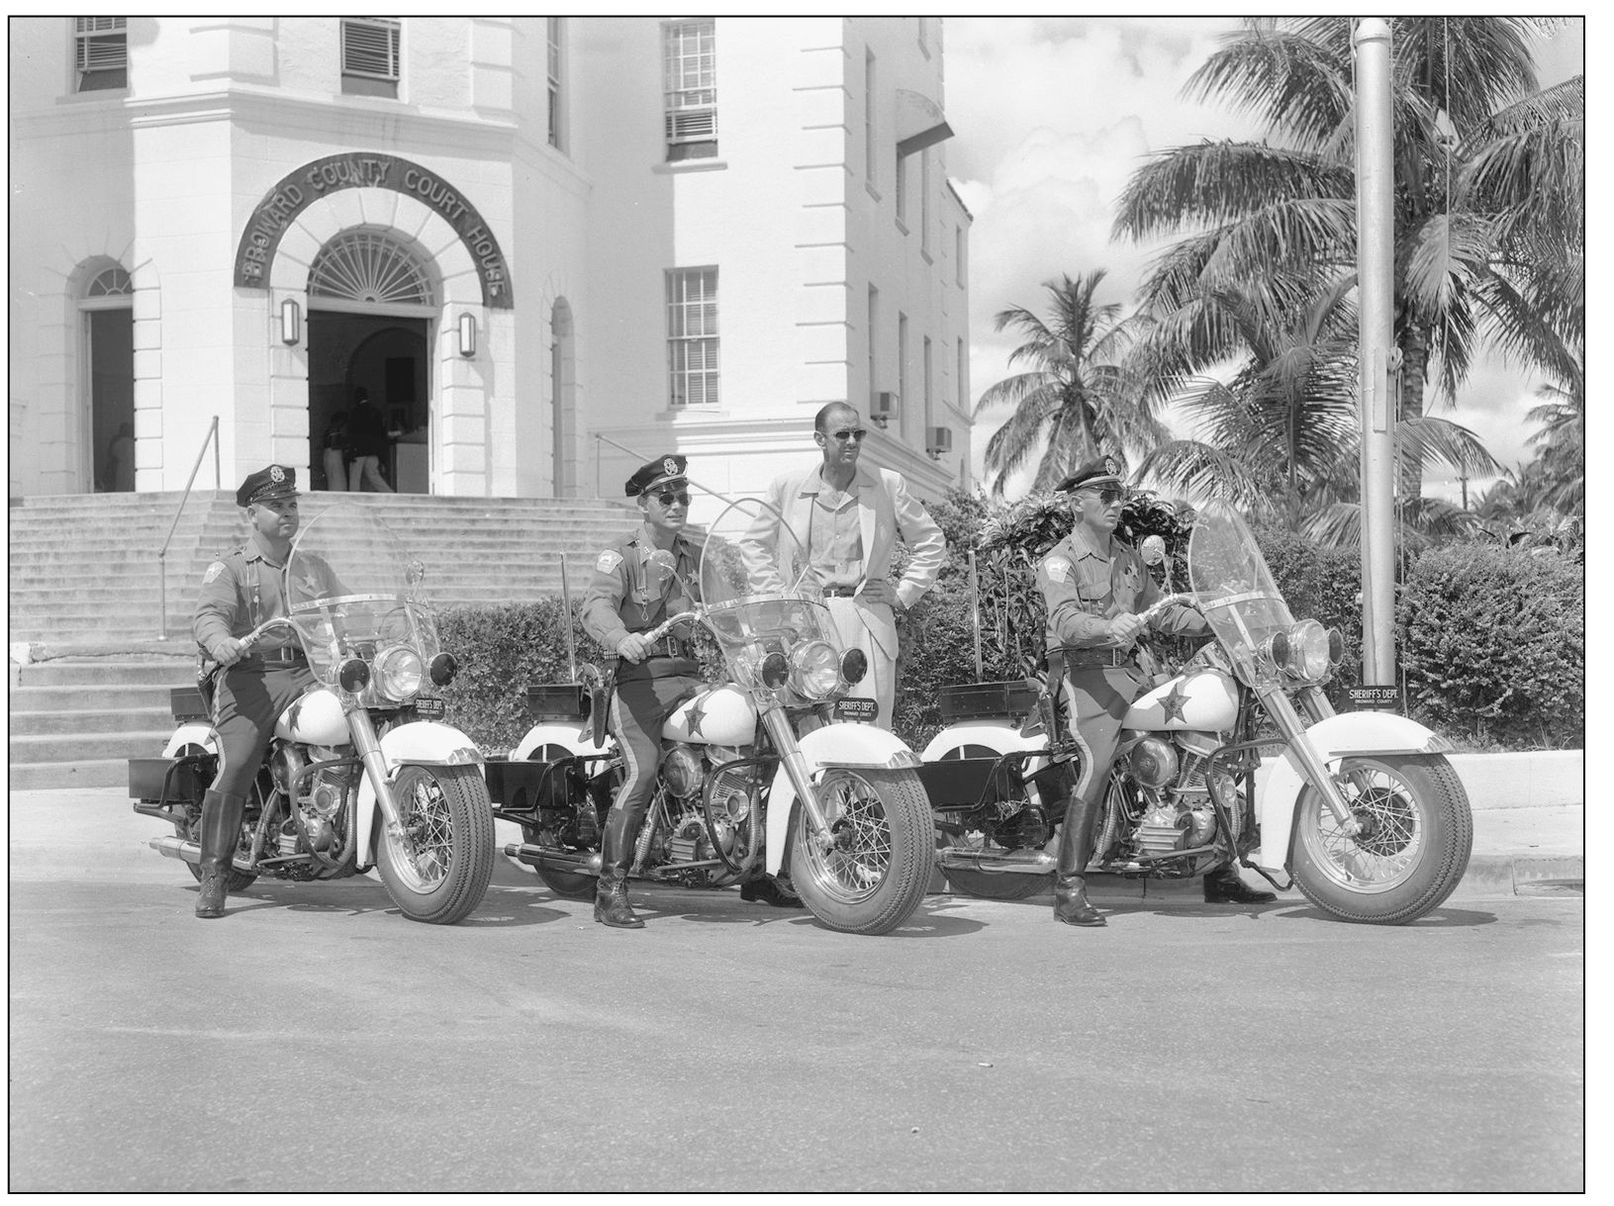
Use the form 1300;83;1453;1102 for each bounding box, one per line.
1290;754;1472;924
376;765;495;924
788;768;936;935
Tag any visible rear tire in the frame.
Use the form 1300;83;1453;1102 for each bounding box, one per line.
789;768;935;935
376;765;495;924
180;781;261;892
1290;754;1472;924
939;830;1052;900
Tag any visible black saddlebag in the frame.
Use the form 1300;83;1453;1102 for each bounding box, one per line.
526;684;590;721
485;753;589;819
915;756;1021;810
937;680;1039;722
170;686;209;721
127;755;211;807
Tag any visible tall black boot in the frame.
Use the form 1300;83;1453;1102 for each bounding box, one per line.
195;789;245;919
593;807;644;929
1203;863;1277;904
1052;793;1106;927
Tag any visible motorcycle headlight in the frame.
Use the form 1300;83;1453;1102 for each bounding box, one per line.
374;645;425;701
1280;620;1334;683
788;640;841;700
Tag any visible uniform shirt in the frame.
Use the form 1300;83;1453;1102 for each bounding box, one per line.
580;525;702;654
193;537;298;660
804;480;864;591
1036;524;1204;653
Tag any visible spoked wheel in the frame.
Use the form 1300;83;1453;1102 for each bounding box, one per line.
788;767;935;935
1290;754;1472;925
376;764;495;924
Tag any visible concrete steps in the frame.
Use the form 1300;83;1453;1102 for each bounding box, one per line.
9;490;639;781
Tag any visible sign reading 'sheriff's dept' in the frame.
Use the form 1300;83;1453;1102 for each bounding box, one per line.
1347;685;1401;709
234;153;513;309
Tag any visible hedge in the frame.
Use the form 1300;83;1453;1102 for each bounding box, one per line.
430;501;1583;754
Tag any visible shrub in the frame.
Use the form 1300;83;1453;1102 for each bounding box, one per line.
1397;543;1584;749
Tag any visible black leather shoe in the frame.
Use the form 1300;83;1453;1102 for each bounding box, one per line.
1053;877;1106;927
740;875;803;908
594;869;644;929
1203;867;1277;904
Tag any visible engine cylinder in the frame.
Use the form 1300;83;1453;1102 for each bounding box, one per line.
660;744;706;799
1128;737;1179;789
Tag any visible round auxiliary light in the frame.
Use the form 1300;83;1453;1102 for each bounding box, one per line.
429;651;458;687
760;651;789;690
338;656;371;694
839;647;868;686
1260;631;1290;674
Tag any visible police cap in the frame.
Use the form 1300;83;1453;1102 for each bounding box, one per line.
625;454;688;498
1055;455;1125;494
236;464;299;508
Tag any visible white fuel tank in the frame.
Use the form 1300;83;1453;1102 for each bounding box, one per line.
275;688;350;746
1124;668;1239;733
662;685;757;747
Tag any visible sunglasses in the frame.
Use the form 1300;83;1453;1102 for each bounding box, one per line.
652;491;691;507
1081;486;1124;506
827;428;868;443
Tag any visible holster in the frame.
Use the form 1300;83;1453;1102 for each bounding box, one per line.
196;651;222;716
585;662;615;748
1038;648;1074;762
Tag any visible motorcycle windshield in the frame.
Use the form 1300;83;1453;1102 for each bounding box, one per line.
1186;501;1294;673
697;497;840;655
284;504;442;684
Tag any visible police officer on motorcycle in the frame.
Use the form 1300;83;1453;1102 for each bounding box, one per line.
1035;457;1277;926
579;455;703;929
191;465;316;919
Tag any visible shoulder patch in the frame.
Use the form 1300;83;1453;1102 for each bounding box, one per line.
1042;555;1073;584
595;550;624;574
203;561;226;585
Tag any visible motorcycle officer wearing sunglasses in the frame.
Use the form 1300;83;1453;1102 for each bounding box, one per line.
579;454;704;928
1034;456;1276;927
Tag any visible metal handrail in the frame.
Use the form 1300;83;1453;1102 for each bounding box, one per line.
157;416;222;638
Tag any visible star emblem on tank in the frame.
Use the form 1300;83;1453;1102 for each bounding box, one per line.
1159;680;1190;725
684;696;708;738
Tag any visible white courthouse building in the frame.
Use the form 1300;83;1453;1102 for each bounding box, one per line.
8;16;973;510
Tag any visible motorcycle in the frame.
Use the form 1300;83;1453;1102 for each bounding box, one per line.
921;500;1473;925
486;497;938;935
128;503;496;924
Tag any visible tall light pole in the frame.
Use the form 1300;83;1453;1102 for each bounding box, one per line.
1354;17;1398;689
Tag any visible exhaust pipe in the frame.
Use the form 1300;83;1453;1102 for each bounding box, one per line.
935;847;1056;876
503;842;602;878
150;836;202;865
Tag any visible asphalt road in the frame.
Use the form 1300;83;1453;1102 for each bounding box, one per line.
9;793;1585;1193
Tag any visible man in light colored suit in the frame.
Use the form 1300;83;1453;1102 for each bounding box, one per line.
748;402;946;729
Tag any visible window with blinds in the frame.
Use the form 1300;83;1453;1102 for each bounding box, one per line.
74;17;127;92
663;20;717;162
666;267;719;408
341;18;400;98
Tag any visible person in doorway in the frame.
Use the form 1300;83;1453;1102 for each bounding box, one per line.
321;410;349;491
747;403;946;730
1034;456;1276;927
578;455;704;929
190;465;318;919
346;388;393;493
107;422;135;492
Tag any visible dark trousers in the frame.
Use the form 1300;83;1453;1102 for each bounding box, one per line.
603;669;698;871
208;663;317;799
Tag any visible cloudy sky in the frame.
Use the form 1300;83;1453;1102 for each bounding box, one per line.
942;16;1585;502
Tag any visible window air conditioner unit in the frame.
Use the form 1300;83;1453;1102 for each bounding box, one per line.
926;426;953;458
869;391;896;428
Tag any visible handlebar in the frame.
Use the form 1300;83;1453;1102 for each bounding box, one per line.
639;610;700;646
237;616;294;653
1137;592;1195;626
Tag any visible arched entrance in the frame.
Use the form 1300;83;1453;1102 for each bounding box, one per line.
80;263;134;492
305;227;436;493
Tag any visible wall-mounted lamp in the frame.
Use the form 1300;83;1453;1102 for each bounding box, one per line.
279;298;301;345
458;312;477;358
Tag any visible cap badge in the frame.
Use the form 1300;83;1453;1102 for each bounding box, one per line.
1103;455;1121;477
663;457;679;477
269;465;286;484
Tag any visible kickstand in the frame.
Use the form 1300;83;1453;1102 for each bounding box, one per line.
1244;861;1292;893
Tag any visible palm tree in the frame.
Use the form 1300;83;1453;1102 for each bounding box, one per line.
1128;276;1499;541
1112;17;1582;501
973;271;1168;496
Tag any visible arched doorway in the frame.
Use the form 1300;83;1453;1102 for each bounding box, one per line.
80;264;134;492
305;227;436;493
